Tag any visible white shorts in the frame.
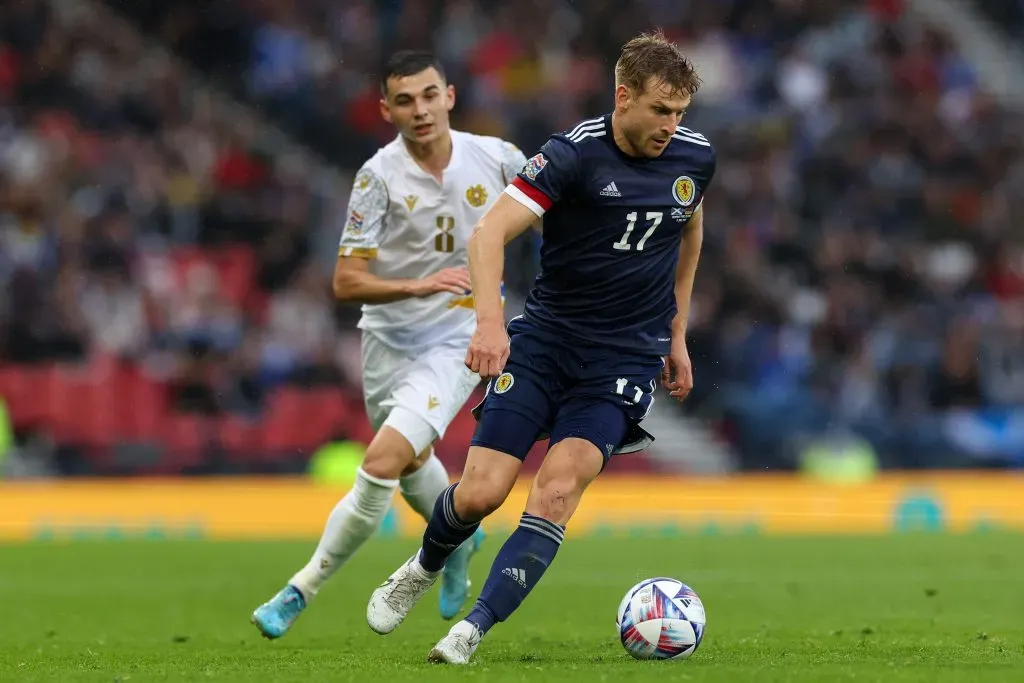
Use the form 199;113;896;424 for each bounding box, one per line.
361;332;481;454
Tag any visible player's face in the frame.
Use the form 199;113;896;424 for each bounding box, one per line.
616;78;691;158
380;67;455;145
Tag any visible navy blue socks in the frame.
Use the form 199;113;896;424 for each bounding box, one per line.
418;483;480;572
465;513;564;634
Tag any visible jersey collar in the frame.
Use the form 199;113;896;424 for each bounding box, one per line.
396;131;462;183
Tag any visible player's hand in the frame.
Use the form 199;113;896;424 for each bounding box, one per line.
411;267;473;297
662;339;693;401
465;320;510;379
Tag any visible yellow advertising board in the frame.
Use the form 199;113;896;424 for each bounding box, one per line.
1;473;1022;541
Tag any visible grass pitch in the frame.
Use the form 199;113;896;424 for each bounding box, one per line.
1;533;1022;682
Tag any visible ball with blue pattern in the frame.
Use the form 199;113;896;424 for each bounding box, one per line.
616;577;706;660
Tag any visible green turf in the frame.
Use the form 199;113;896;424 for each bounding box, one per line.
1;534;1022;682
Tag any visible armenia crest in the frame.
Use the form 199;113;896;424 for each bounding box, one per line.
466;184;488;208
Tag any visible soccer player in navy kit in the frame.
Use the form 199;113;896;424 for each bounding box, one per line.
367;31;715;663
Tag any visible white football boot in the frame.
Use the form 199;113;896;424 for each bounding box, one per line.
366;554;439;634
427;620;483;665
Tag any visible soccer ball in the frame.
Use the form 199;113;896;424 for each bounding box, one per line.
616;577;706;660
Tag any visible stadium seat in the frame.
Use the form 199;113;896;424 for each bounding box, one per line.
0;365;47;429
0;366;36;430
48;365;118;449
117;369;168;443
218;414;262;463
160;413;214;470
261;388;319;456
300;388;350;445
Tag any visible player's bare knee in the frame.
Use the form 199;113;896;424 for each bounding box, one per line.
361;428;417;480
527;473;587;524
451;446;521;521
361;447;407;480
527;439;603;523
452;480;506;522
528;466;589;522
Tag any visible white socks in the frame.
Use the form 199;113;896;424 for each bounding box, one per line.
400;454;451;522
290;467;398;598
288;456;450;600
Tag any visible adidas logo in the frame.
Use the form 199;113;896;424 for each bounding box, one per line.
599;181;621;197
501;567;528;588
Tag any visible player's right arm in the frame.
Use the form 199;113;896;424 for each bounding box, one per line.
465;136;579;377
464;194;538;376
333;165;471;304
333;258;471;303
497;139;542;234
467;195;538;325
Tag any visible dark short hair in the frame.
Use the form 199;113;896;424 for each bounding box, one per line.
615;30;701;98
380;50;447;95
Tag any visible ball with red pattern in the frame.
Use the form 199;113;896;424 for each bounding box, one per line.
616;577;706;660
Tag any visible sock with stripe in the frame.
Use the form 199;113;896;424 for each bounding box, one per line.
418;483;481;572
465;512;564;635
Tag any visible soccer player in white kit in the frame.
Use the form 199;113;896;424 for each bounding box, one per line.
251;51;527;638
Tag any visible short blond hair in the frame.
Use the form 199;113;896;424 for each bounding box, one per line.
615;30;701;97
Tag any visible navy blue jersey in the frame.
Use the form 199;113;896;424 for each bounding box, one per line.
505;114;716;356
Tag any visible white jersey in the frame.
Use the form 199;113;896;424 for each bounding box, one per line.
338;129;526;352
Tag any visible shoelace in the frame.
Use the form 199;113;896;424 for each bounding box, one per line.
385;573;431;609
453;636;473;657
452;628;481;657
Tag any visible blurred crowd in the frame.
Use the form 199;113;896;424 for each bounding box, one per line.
0;0;358;438
2;0;1023;474
972;0;1024;42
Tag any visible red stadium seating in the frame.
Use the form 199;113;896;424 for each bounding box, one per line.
47;363;118;449
261;388;319;455
160;413;214;470
300;388;350;445
1;362;657;473
218;414;262;463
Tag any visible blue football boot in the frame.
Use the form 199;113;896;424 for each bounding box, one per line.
439;527;485;620
251;585;306;639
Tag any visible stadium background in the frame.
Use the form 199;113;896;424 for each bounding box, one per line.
2;0;1023;540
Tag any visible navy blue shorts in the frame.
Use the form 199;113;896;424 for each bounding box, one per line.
471;317;663;462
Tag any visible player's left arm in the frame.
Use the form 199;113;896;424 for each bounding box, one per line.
673;203;704;338
664;203;704;400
